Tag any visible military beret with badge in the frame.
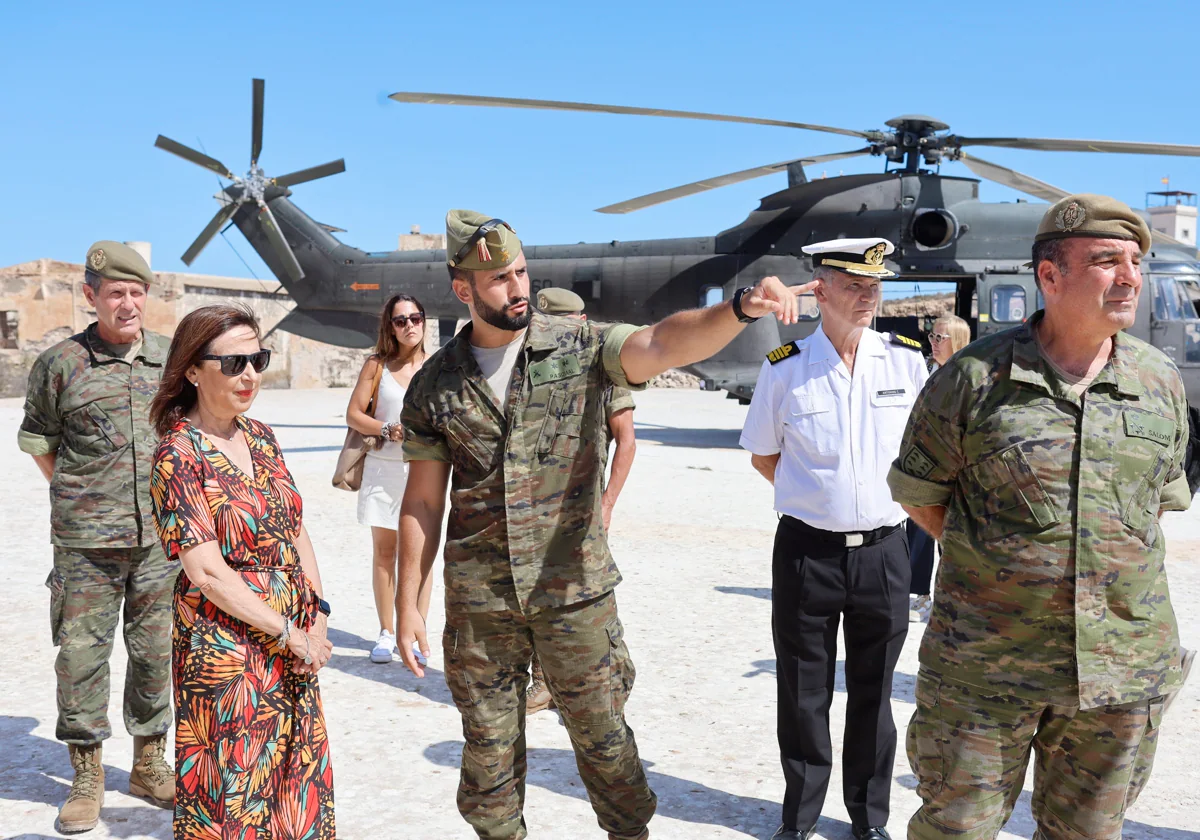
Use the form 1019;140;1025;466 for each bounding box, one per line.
1034;193;1152;255
445;209;523;272
536;287;586;315
85;240;155;286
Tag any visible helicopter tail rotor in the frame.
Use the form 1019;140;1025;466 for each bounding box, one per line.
157;78;346;279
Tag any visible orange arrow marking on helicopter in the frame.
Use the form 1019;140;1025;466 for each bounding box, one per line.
349;283;380;291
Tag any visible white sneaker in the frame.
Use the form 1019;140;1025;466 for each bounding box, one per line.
370;630;396;664
412;643;428;667
909;595;932;623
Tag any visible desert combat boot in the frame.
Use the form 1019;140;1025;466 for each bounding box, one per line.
129;733;174;808
58;745;104;833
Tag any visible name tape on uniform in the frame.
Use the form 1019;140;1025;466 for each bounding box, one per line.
1124;411;1173;446
529;355;582;386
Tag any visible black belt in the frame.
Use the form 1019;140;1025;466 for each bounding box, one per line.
780;515;902;548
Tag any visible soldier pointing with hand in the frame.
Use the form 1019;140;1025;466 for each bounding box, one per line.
396;210;814;840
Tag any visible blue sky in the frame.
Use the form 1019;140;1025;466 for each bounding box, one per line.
2;0;1198;283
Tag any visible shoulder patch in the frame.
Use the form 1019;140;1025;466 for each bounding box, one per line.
890;333;923;351
766;341;800;365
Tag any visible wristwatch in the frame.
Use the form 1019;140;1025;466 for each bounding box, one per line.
731;286;759;324
318;598;332;617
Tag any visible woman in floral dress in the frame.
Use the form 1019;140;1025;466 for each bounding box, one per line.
149;304;336;839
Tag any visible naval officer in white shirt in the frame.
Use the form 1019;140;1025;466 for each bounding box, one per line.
740;238;929;840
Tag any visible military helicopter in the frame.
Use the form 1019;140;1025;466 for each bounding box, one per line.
156;81;1200;416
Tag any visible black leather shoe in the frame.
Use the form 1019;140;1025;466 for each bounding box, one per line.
852;828;892;840
770;826;815;839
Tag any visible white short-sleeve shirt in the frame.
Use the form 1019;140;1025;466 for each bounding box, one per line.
739;326;929;532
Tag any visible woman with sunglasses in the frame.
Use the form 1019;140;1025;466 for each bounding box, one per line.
907;313;973;623
346;294;432;664
148;304;336;839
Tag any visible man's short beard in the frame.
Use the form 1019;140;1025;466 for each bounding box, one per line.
475;293;531;331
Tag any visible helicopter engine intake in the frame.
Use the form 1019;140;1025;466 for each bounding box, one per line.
911;208;958;249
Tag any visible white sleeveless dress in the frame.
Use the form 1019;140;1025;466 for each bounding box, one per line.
356;371;410;529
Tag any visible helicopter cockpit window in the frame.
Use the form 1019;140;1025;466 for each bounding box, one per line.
701;285;724;307
1172;277;1200;319
990;286;1027;323
1152;276;1191;322
796;293;819;320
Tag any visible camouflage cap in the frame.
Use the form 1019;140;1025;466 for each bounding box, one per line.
85;241;154;285
1034;194;1152;254
537;287;585;315
445;209;522;272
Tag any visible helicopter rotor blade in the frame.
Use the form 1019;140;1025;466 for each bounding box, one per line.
181;201;241;265
251;78;265;165
273;159;347;188
155;135;236;180
595;148;873;214
389;91;872;140
955;136;1200;157
956;153;1069;203
256;201;304;282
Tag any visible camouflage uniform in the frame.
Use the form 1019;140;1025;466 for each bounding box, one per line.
19;323;176;745
887;312;1190;840
402;312;656;840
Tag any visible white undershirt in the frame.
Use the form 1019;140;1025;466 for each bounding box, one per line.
470;331;526;413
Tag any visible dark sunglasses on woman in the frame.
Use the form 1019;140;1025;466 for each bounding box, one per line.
199;349;272;376
391;314;425;327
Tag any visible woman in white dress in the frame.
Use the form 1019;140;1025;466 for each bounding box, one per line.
345;294;432;663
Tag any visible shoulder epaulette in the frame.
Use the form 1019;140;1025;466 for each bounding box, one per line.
889;333;923;351
766;341;800;365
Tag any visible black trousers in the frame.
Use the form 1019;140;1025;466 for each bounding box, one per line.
905;518;936;597
771;517;910;832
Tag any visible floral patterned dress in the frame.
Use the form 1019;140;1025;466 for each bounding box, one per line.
151;416;335;840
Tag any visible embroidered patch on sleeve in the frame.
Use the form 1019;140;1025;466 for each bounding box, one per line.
902;444;937;479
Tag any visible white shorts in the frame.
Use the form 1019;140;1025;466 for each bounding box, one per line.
356;454;409;530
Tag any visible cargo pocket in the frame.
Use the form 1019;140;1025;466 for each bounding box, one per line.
46;570;66;647
906;671;945;802
964;445;1060;541
1121;449;1170;547
441;626;474;713
606;616;635;717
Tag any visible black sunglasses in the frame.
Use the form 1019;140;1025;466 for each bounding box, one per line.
448;218;514;268
199;349;272;376
391;313;425;327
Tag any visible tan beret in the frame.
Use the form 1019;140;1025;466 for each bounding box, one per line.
1034;194;1152;254
85;240;154;285
445;209;522;272
537;287;585;315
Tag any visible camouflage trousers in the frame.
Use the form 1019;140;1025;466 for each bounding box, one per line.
443;592;657;840
48;545;176;745
906;669;1164;840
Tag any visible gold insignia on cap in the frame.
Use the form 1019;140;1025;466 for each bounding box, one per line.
1056;201;1086;232
89;249;107;271
864;243;886;266
501;249;510;262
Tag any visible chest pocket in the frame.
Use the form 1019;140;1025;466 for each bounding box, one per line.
66;400;129;458
445;414;502;476
1118;409;1175;546
870;388;913;448
537;389;587;460
963;445;1060;541
786;391;837;457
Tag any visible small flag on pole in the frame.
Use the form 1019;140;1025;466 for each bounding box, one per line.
1162;176;1170;186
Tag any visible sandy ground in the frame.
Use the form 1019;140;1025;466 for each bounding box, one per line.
3;387;1200;840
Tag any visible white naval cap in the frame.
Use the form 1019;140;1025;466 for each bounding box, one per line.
802;237;897;278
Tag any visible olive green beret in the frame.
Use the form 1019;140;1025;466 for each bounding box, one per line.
1034;194;1152;255
85;240;154;285
537;287;585;315
445;209;522;272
